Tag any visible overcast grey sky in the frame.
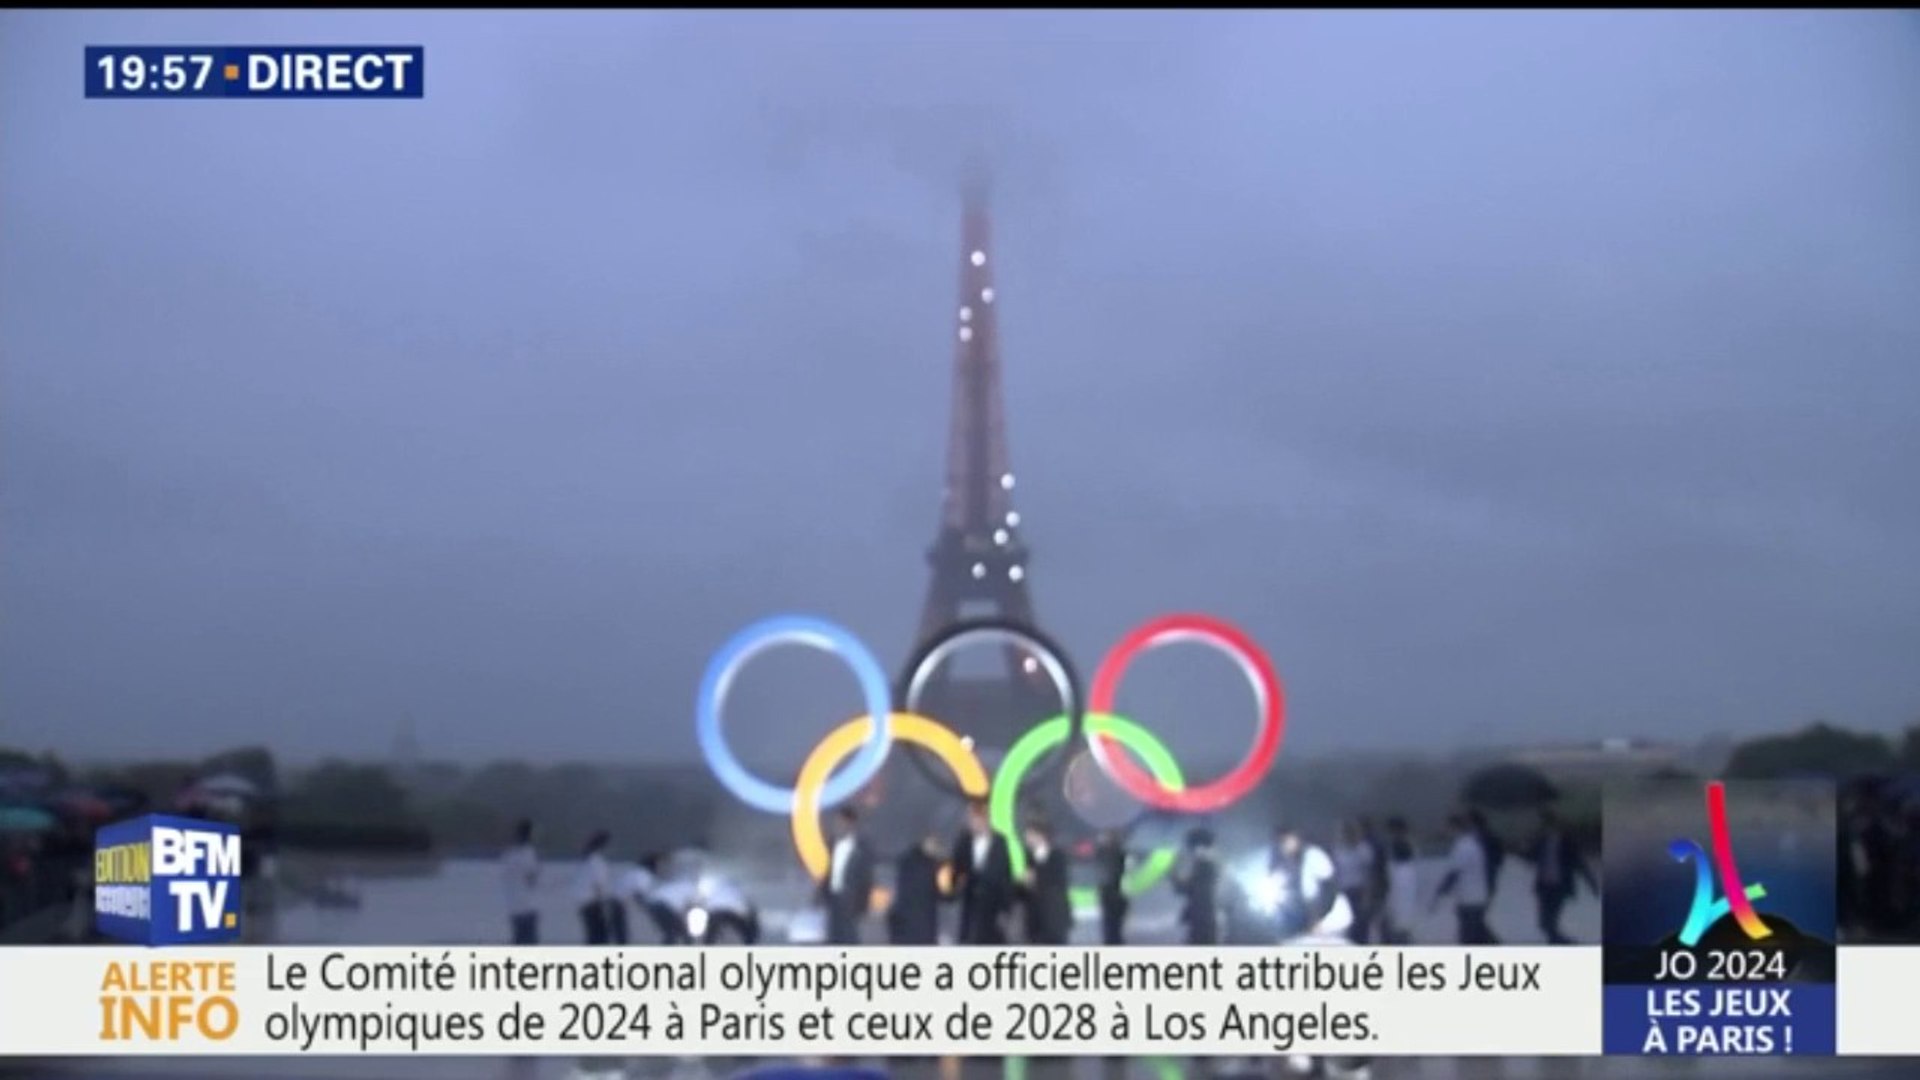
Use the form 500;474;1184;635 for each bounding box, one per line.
3;11;1917;766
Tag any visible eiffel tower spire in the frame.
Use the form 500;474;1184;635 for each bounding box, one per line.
910;183;1055;752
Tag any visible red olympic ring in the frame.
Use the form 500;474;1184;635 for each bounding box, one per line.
1085;613;1285;814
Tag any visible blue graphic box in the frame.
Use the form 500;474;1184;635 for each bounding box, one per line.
94;814;243;946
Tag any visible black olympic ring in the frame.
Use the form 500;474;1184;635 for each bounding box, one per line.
893;617;1084;801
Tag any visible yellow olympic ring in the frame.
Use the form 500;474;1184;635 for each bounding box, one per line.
792;712;989;912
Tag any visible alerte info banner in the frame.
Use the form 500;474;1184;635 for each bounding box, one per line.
0;945;1913;1057
1600;779;1839;1055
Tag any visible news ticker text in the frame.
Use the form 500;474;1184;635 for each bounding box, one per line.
0;946;1915;1057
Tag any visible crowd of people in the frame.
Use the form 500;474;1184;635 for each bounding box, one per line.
502;802;1596;1080
0;825;91;936
0;778;152;939
501;818;763;948
1839;779;1920;942
0;778;278;943
1159;807;1592;949
790;800;1598;949
504;800;1600;950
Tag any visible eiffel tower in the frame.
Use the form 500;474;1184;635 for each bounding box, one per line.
907;180;1061;757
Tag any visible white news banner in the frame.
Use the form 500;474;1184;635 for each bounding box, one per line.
1837;948;1920;1056
0;945;1600;1057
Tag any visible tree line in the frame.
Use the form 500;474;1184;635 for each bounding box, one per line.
5;718;1914;858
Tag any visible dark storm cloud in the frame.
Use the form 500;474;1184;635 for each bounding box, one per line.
2;11;1916;764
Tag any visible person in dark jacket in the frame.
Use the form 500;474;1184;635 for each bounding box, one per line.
888;834;946;945
1529;808;1595;944
1360;816;1391;943
818;806;875;945
1837;799;1861;937
1858;804;1899;937
1019;820;1074;945
1093;829;1131;945
950;798;1014;945
1173;827;1221;945
604;859;629;945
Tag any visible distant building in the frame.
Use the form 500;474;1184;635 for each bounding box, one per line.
1504;738;1690;781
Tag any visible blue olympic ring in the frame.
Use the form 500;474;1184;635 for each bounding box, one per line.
695;614;895;815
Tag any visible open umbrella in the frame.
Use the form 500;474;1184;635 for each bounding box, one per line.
0;767;53;798
176;789;246;819
0;805;57;833
194;773;259;799
95;785;149;814
51;789;114;820
1461;762;1562;810
1879;774;1920;812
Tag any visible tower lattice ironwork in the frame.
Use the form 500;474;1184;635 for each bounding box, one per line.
909;184;1060;754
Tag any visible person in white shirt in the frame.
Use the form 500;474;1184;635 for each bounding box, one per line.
574;830;615;944
1431;813;1494;944
1271;824;1352;941
620;859;658;905
501;819;540;945
622;855;685;944
1380;817;1420;945
1275;825;1364;1080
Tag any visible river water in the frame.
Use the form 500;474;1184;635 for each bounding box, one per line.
21;857;1907;1080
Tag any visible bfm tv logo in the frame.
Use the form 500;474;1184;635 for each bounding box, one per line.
95;814;242;946
1668;781;1772;946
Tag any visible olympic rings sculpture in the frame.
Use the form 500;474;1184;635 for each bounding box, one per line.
992;712;1187;911
695;611;1287;907
896;619;1083;798
696;615;895;815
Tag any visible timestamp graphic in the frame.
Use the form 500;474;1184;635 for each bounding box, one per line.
85;46;424;99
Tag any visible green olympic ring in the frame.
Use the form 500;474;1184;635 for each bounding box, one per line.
990;711;1186;914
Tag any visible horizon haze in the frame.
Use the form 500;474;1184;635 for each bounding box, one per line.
3;11;1918;766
